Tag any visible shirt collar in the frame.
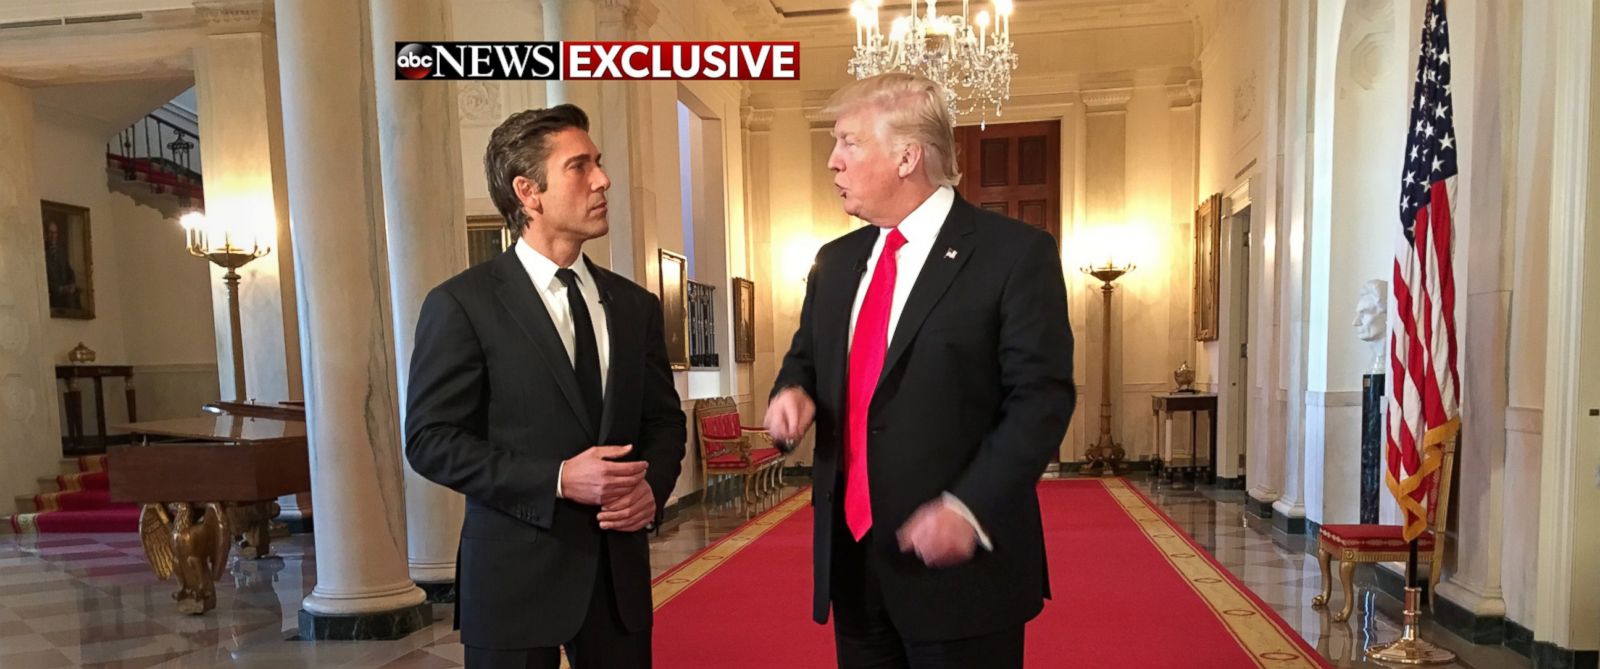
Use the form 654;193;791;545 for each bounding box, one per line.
886;185;954;247
514;238;594;292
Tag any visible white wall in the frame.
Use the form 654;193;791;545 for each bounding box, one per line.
33;100;219;438
36;108;131;367
1304;0;1408;527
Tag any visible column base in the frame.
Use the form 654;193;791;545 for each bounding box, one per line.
1214;475;1247;490
1433;580;1507;644
298;602;432;641
1245;497;1274;519
417;581;457;604
283;516;314;535
1270;500;1306;535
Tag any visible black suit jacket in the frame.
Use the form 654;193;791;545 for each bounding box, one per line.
773;195;1076;643
405;249;686;650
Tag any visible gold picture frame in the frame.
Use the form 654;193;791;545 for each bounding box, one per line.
42;200;95;320
732;277;755;363
1193;193;1223;342
465;214;513;266
658;249;690;371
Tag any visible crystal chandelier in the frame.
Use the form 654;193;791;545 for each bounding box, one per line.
848;0;1018;128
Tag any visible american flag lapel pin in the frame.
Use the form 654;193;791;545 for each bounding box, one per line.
945;248;958;259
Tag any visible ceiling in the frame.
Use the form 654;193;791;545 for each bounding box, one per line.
33;77;194;135
733;0;1198;43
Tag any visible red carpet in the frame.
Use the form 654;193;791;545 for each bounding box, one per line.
652;479;1329;668
9;455;140;534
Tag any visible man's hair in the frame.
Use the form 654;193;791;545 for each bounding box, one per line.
483;104;591;238
822;73;961;187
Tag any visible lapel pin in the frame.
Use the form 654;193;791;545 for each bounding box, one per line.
945;248;959;259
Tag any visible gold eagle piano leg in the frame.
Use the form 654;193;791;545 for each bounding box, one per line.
139;503;231;614
226;501;280;559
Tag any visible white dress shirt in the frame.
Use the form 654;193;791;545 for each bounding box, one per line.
515;239;610;500
845;186;992;550
515;239;610;393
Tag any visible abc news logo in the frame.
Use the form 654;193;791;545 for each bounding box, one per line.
395;41;799;81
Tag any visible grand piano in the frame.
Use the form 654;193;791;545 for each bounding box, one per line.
109;401;308;614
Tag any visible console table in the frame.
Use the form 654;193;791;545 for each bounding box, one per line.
1151;392;1218;484
56;365;137;454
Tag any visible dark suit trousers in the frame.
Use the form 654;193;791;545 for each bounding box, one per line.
464;538;652;669
830;508;1025;669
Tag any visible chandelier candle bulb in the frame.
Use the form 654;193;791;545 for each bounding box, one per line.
844;0;1017;125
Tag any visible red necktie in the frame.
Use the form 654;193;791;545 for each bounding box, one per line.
845;228;907;541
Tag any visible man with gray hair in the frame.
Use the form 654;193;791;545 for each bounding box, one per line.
765;73;1076;667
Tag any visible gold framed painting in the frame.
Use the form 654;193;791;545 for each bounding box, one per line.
1193;193;1223;342
465;214;513;266
658;249;690;371
732;277;755;363
42;200;94;320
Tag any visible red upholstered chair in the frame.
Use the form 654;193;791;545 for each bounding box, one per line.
694;398;785;506
1311;439;1457;622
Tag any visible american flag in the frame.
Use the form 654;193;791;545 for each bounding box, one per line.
1387;0;1459;543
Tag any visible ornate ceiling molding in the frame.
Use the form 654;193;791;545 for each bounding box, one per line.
194;0;269;34
742;105;774;132
597;0;660;36
1081;88;1133;112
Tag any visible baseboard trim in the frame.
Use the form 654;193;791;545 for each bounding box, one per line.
417;581;456;604
1506;620;1534;657
1532;643;1599;669
1272;510;1306;535
1433;591;1506;644
1246;497;1274;520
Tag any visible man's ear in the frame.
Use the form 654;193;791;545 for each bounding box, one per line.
896;142;923;179
513;175;543;215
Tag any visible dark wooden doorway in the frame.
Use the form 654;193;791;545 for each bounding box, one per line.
954;120;1061;242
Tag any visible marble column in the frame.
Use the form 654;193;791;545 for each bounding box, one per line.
1534;0;1600;652
192;6;309;526
0;81;63;508
541;0;611;270
371;0;468;602
594;0;660;282
1434;0;1510;635
276;0;428;639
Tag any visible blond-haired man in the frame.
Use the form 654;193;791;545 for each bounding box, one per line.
765;73;1076;667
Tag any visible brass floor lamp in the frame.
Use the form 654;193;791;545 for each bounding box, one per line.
180;212;269;401
1080;261;1134;476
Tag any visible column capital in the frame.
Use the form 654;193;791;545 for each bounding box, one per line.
195;0;271;34
1081;88;1133;113
597;0;658;36
742;105;774;132
1167;80;1202;107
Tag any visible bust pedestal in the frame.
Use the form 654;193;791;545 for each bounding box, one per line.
1360;372;1385;524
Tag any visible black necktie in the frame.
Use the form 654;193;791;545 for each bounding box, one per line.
555;268;603;432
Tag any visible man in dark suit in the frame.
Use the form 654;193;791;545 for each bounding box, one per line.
406;104;685;669
765;73;1076;668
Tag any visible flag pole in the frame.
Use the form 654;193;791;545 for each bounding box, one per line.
1366;475;1455;664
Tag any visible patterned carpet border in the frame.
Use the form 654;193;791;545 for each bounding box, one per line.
1103;478;1328;669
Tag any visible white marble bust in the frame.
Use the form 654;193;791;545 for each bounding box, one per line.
1352;279;1388;374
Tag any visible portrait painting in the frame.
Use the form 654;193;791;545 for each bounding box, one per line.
42;200;94;320
658;249;689;371
1193;193;1222;341
732;277;755;363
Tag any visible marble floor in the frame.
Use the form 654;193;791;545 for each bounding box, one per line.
0;475;1531;668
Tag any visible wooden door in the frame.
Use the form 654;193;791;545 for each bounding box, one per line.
954;120;1061;242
